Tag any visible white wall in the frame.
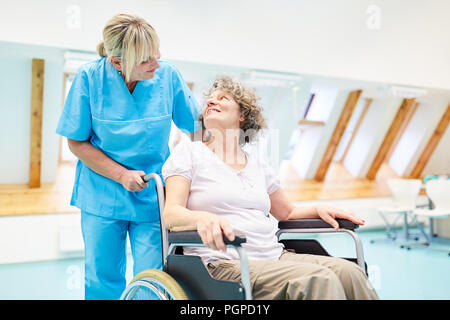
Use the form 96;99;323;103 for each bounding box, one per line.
422;124;450;176
343;97;403;177
2;1;449;184
0;40;307;183
289;82;341;178
1;0;449;90
290;126;324;178
305;90;350;179
0;213;83;264
0;41;64;183
1;0;449;265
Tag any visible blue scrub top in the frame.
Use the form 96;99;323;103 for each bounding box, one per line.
56;57;200;222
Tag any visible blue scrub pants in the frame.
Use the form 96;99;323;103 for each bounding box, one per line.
81;211;163;300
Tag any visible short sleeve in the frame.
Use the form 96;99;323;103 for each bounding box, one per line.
259;159;281;195
56;68;92;141
170;65;201;133
162;140;194;182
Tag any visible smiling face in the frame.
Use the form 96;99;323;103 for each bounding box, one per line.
111;51;161;83
202;89;245;131
200;76;267;145
130;51;161;81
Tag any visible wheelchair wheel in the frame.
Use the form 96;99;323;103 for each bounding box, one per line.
120;269;188;300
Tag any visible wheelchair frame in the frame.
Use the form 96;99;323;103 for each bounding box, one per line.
120;173;367;300
143;173;253;299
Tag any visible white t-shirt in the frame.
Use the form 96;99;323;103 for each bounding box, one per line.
162;140;284;265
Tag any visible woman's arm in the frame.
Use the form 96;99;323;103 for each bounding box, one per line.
163;175;234;251
67;138;147;192
269;187;365;229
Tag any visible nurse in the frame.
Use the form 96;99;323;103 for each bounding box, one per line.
56;13;200;300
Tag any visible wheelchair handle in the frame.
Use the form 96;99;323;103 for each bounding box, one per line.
168;231;246;247
140;173;170;266
141;174;153;183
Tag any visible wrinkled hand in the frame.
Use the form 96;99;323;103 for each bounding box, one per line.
118;170;148;192
316;205;365;230
197;212;235;252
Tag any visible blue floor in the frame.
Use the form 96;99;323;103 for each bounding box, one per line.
0;229;449;300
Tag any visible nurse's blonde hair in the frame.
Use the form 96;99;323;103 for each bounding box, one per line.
97;13;160;83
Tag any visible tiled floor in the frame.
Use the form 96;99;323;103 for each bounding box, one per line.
0;229;448;300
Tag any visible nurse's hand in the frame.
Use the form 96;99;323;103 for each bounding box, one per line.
118;170;148;192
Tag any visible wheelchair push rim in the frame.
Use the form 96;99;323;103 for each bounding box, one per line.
120;269;188;300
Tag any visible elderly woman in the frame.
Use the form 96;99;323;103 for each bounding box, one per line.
161;76;379;300
56;14;200;299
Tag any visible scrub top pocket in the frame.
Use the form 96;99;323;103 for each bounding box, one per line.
91;114;172;170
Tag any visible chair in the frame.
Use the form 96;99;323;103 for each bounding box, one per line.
409;179;450;252
371;178;423;246
120;173;368;300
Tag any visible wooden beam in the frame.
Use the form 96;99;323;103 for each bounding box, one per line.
366;98;415;180
339;98;372;163
314;90;362;181
298;119;325;127
29;58;45;188
409;102;450;179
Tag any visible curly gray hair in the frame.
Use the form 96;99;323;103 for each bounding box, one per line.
199;76;267;144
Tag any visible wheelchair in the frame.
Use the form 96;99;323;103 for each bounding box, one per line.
120;173;368;300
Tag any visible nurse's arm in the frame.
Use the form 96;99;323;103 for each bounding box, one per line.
67;138;147;192
163;175;234;251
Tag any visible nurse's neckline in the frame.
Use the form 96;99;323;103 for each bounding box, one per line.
108;59;139;94
125;80;138;94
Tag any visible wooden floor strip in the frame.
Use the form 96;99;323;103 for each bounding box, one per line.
1;161;400;216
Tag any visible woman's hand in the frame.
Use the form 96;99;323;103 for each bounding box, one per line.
118;170;148;192
196;212;235;252
316;205;365;230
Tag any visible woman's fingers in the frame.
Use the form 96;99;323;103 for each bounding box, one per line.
198;229;213;250
212;223;226;251
318;205;365;228
321;214;339;230
317;207;339;229
198;216;234;251
335;208;365;225
220;220;235;242
205;228;217;251
199;226;215;251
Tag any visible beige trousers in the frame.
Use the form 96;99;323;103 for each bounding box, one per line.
207;250;379;300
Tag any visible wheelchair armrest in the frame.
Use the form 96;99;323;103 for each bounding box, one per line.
168;231;247;247
278;218;359;231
